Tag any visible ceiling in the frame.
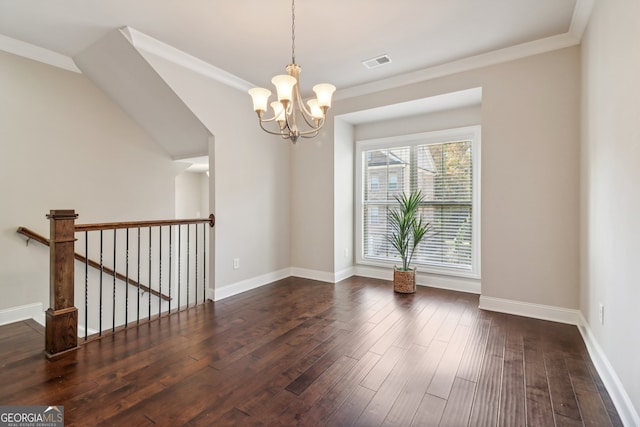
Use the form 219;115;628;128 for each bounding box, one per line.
0;0;590;97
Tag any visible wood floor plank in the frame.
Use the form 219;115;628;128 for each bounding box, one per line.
437;377;476;427
414;302;452;348
584;358;624;427
427;324;471;399
545;350;582;421
410;393;447;427
381;340;447;427
456;317;490;382
276;355;358;425
294;351;381;426
498;348;526;427
567;356;614;427
354;344;429;426
523;332;555;427
391;301;436;349
324;385;376;427
359;345;407;392
0;276;622;426
468;315;506;426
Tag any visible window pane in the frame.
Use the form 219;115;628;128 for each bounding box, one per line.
362;138;474;272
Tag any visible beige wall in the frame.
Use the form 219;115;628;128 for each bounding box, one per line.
293;46;581;309
175;171;208;219
0;51;179;310
581;0;640;419
138;52;292;290
290;129;335;274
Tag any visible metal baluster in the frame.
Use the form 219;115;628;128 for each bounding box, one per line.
137;227;141;324
168;225;172;314
112;229;116;333
178;225;181;311
158;226;162;318
187;224;190;308
195;223;198;305
148;226;152;320
202;223;206;303
99;230;103;336
84;231;88;341
125;228;129;327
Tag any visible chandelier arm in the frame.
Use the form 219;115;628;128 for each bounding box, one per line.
299;111;321;130
258;119;290;138
291;83;324;130
281;87;300;139
296;120;326;137
299;130;320;139
293;82;317;120
259;114;282;123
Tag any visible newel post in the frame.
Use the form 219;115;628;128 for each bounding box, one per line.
45;209;79;358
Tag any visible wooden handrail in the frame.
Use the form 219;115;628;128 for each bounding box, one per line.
74;214;215;232
16;227;171;302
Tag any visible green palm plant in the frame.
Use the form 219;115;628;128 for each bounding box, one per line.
387;191;432;271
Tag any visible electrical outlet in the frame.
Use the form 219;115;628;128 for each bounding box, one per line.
598;303;604;325
344;248;349;258
233;258;240;269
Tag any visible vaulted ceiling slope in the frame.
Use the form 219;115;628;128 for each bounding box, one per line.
74;28;212;160
0;0;593;97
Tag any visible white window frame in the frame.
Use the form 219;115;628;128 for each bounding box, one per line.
355;125;481;279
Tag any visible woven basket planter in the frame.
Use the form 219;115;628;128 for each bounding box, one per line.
393;268;416;294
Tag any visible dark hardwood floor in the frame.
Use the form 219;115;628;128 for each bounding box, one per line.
0;276;623;426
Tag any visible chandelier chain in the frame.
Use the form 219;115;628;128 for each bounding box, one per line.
291;0;296;64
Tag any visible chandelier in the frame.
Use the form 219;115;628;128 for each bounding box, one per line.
248;0;336;144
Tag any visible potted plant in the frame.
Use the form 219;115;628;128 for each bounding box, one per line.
387;191;432;293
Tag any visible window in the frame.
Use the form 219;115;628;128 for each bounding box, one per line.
370;175;380;191
356;126;480;278
388;174;398;190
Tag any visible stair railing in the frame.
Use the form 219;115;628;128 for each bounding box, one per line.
33;209;214;358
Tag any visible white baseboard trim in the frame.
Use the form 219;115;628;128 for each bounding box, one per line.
577;314;640;427
478;296;581;325
214;267;354;302
290;267;336;284
334;266;356;283
77;325;99;338
213;268;292;301
0;302;45;326
354;265;481;294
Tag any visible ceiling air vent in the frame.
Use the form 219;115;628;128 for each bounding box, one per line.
362;54;392;69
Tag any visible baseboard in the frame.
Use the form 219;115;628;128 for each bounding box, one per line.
354;265;481;294
577;313;640;427
478;296;581;325
213;268;292;301
0;302;45;326
290;267;336;284
334;266;356;283
77;325;99;338
214;267;354;301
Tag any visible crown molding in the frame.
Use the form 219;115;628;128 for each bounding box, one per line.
120;26;254;93
335;32;580;101
0;34;81;73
